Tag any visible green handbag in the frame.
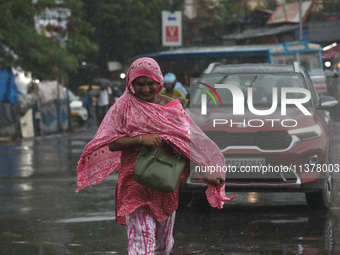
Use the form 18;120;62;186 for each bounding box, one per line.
133;145;186;193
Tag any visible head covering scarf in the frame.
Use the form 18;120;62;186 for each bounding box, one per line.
76;57;236;209
126;57;164;94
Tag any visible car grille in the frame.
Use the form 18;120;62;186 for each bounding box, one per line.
204;131;292;150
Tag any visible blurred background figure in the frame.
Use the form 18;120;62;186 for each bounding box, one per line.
163;73;188;97
161;73;188;106
96;86;113;124
92;78;114;125
83;85;96;128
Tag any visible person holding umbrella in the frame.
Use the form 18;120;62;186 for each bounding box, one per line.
93;78;114;124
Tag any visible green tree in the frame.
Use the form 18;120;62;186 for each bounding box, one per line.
256;0;296;11
82;0;184;71
322;0;340;14
213;0;250;24
180;0;250;46
0;0;97;80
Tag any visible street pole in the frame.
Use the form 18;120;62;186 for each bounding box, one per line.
33;81;44;136
299;0;303;41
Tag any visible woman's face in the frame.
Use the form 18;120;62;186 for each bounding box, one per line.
132;76;161;102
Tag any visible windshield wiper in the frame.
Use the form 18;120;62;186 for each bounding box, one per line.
245;75;258;104
216;74;229;85
249;75;258;87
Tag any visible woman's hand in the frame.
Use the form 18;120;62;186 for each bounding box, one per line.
204;177;225;187
141;134;163;148
108;134;163;151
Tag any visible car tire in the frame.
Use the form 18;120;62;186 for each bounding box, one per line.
305;170;333;209
77;116;86;127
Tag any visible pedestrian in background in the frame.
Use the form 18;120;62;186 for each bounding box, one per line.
96;86;112;124
76;57;235;254
163;72;188;96
84;85;96;128
160;73;188;106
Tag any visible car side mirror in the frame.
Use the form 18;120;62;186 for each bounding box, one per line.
318;95;338;109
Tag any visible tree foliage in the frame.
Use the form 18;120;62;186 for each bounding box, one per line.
0;0;97;80
82;0;184;70
321;0;340;14
213;0;250;23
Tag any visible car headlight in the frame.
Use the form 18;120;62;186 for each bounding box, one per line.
288;124;322;141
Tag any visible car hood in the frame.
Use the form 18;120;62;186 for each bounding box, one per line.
70;100;83;108
187;107;319;132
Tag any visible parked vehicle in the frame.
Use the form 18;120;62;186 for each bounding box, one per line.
76;85;101;102
183;62;338;209
68;89;88;126
77;84;124;104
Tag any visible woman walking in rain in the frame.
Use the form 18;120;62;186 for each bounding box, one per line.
76;57;236;254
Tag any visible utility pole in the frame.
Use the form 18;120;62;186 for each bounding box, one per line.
33;80;44;136
299;0;303;41
169;0;174;50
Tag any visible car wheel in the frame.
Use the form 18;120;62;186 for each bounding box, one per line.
77;116;86;127
305;170;333;209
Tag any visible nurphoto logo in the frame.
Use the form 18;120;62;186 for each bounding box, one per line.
196;82;223;111
199;83;311;116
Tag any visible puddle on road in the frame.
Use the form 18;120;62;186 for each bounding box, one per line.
1;134;339;254
252;217;309;224
171;203;336;254
56;212;116;223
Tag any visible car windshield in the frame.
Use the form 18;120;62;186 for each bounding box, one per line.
191;73;311;107
68;90;79;101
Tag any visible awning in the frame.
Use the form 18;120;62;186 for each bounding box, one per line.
266;1;314;24
223;24;299;40
322;44;340;60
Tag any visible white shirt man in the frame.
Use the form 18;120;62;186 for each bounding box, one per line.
96;87;112;124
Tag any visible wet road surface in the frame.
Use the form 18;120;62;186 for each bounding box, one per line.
1;123;340;254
